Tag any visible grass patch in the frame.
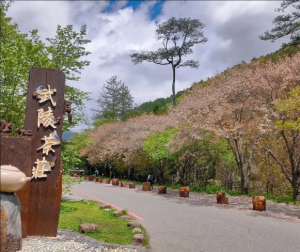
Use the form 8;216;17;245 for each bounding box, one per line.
59;200;134;244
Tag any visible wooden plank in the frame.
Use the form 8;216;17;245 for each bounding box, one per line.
0;135;32;238
24;67;65;237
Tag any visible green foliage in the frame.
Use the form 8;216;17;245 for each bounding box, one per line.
137;90;187;114
61;130;94;174
143;128;178;161
93;76;134;125
59;200;135;244
62;174;83;195
46;24;91;81
275;86;300;132
0;4;91;131
260;0;300;45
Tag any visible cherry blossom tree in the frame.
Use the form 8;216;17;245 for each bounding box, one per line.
170;51;300;195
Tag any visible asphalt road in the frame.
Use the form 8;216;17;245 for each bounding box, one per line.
71;182;300;252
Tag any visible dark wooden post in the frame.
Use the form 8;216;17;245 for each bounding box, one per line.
24;67;65;237
252;196;266;211
158;186;167;194
179;187;189;197
142;182;151;191
112;179;119;186
129;183;135;189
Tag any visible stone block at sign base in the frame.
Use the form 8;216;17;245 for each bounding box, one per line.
79;223;99;233
179;187;189;197
252;196;266;211
121;182;127;187
158;186;167;194
0;193;22;252
112;179;119;186
132;234;144;246
142;182;151;191
129;183;136;189
105;179;110;184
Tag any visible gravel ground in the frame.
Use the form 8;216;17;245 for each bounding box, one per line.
20;228;147;252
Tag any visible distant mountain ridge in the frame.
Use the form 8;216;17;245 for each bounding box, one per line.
62;131;74;141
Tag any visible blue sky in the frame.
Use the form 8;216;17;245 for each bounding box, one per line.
104;0;165;20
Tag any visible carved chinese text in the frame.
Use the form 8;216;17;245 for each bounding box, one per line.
37;107;60;129
31;157;56;179
33;85;57;106
37;130;60;155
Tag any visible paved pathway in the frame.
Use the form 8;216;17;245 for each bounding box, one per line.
67;181;300;252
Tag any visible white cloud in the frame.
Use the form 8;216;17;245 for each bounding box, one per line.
7;0;292;131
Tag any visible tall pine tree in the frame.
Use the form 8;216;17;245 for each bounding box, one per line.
92;76;134;124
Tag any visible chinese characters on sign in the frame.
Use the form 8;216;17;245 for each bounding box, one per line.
31;157;56;179
37;107;59;129
32;85;60;179
33;85;57;106
37;131;60;155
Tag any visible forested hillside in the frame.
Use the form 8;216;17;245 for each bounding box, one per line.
81;45;300;201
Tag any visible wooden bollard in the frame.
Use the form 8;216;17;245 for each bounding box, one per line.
95;177;99;182
84;175;88;180
99;178;103;183
224;196;228;204
112;179;119;186
142;182;151;191
88;175;94;181
252;196;266;211
105;179;110;184
129;183;135;189
120;182;127;187
158;186;167;194
179;187;189;197
73;173;78;178
216;192;227;204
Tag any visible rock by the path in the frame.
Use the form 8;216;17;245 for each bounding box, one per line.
132;228;142;233
119;215;133;220
78;223;99;233
99;204;111;209
128;220;141;228
114;210;123;217
132;234;144;246
83;200;90;204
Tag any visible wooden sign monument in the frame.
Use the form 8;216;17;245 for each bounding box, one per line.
24;67;65;236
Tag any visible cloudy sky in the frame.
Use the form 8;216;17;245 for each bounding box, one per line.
7;0;290;131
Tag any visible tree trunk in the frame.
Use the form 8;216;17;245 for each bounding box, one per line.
172;66;176;107
292;173;300;201
240;164;249;195
109;163;112;179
